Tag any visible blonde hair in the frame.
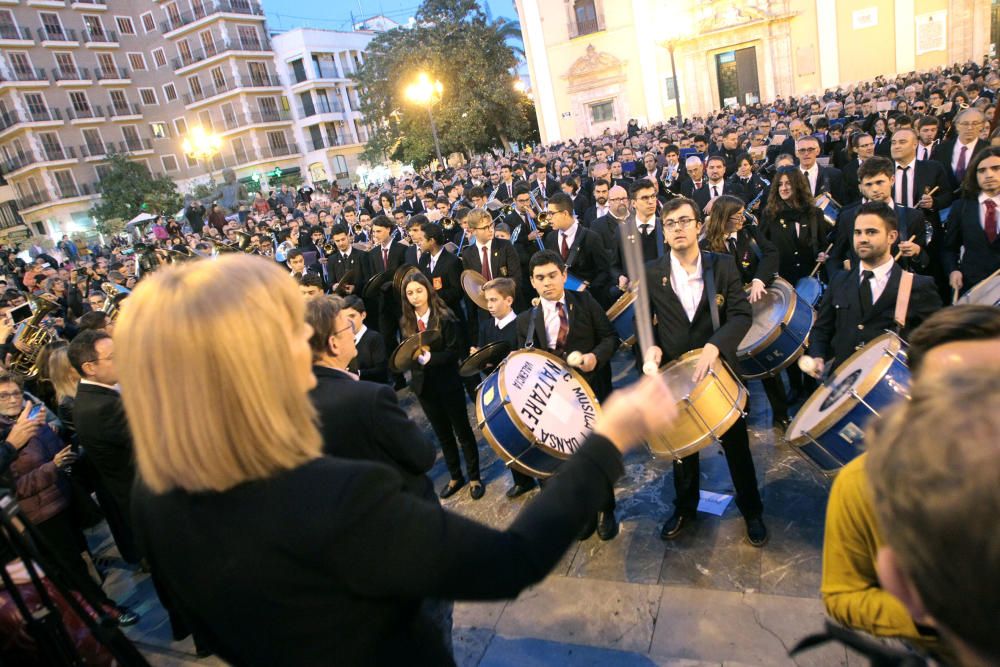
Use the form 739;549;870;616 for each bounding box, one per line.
465;208;492;230
116;254;322;493
47;347;80;402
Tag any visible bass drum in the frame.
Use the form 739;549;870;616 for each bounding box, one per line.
737;278;814;379
605;285;638;348
476;348;601;478
785;333;909;474
647;349;748;460
957;268;1000;307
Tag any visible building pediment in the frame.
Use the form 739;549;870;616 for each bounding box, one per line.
563;44;627;92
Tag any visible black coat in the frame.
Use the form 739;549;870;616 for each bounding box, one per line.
591;212;625;264
808;263;941;370
944;197;1000;289
309;366;435;499
702;225;780;287
530;176;560;200
353;327;388;384
459;238;521;287
73;384;135;521
418;249;464;317
645;251;752;372
406;315;466;397
897;158;952;215
330;248;365;286
811;165;847;204
931;138;989;193
132;433;624;667
829;202;931;275
761;205;831;284
692;180;739;212
504;209;541;274
515;290;617;401
610;214;665;286
543;226;612;308
842;158;864;205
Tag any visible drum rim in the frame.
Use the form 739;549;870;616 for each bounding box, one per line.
738;277;809;358
458;340;511;377
957;267;1000;305
785;332;906;447
658;349;749;403
606;285;639;320
475;348;602;479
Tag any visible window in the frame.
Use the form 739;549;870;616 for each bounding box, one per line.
165;3;181;29
82;129;103;154
573;0;600;37
69;91;90;113
152;47;167;68
290;58;306;83
267;130;288;150
191;0;207;19
7;52;32;78
308;125;324;151
197;109;213;131
173;117;187;136
139;88;157;106
210;66;225;89
109;89;127;111
258;97;279;120
150;122;168;138
97;52;115;75
232;137;248;162
199;30;216;56
185;153;198;168
54;52;77;77
127;53;147;71
237;25;260;50
0;10;17;41
220;102;236;127
177;40;193;65
96;164;112;181
664;77;677;101
24;93;48;116
39;13;64;39
188;76;203;99
38;132;62;159
115;16;135;35
248;61;269;86
83;15;104;39
121;125;141;150
162;83;177;102
589;100;615;123
161;154;178;172
52;170;77;198
140;12;156;33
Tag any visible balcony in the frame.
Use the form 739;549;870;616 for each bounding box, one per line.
161;0;264;34
82;29;118;46
182;77;234;104
71;0;108;8
570;17;603;38
260;142;298;158
53;67;93;84
1;152;38;172
55;181;100;200
171;34;272;72
16;190;53;209
96;66;130;83
80;142;115;159
246;72;281;87
0;68;49;87
42;145;76;161
65;105;105;122
121;137;153;153
0;107;63;133
106;103;143;120
37;26;79;44
0;25;33;42
236;35;269;51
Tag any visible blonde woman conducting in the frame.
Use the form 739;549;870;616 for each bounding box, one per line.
119;254;677;667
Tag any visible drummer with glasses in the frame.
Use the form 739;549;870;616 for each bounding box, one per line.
644;197;768;547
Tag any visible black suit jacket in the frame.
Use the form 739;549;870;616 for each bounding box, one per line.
515;290;617;400
543;226;612;307
309;367;435;500
73;384;135;518
504;209;541;273
460;238;521;287
477;315;519;349
645;251;752;371
944;197;1000;289
353;327;388;384
703;225;780;287
761;206;831;283
842;158;864;205
931;138;989;193
407;315;466;396
811;165;847;204
403;244;423;268
531;176;560;200
808;263;941;369
829;202;931;275
692;180;738;211
399;197;424;216
495;180;517;203
418;249;464;316
330;248;365;286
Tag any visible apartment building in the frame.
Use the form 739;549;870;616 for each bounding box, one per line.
0;0;300;239
271;28;371;189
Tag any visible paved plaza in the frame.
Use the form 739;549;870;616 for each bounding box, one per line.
96;352;862;666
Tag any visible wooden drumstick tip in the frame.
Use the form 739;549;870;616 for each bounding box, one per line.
642;360;659;376
798;355;817;374
566;351;583;368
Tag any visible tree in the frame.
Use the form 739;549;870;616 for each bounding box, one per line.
354;0;537;167
90;153;182;225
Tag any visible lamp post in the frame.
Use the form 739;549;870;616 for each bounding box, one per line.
180;125;223;163
666;40;683;126
405;72;444;168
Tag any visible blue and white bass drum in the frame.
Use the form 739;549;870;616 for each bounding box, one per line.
737;278;814;379
476;348;601;478
785;333;910;473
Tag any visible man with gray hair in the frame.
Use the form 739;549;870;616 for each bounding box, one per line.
931;107;989;193
679;155;705;198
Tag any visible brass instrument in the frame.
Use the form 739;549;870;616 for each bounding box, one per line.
9;295;59;379
101;282;131;321
209;238;238;254
441;217;456;231
165;246;196;263
322;242;336;255
352;223;365;236
235;231;257;253
535;211;553;231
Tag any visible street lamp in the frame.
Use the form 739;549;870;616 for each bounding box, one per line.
661;17;692;126
181;125;223;162
404;72;444;168
665;41;683;126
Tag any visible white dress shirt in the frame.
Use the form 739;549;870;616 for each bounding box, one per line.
79;379;120;392
353;323;368;345
635;213;656;234
427;248;443;273
415;310;432;364
917;143;933;161
860;257;894;304
802;164;819;194
894;159;916;208
495;310;517;330
952;139;978;172
559;222;579;255
670;252;704;321
595;204;609;219
708;180;725;199
977;191;1000;234
539;295;568;349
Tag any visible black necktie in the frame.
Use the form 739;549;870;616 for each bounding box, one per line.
640;223;651;236
860;270;875;316
712;186;719;198
727;236;738;256
897;165;910;208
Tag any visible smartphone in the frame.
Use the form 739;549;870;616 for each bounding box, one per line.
28;404;42;420
8;303;32;324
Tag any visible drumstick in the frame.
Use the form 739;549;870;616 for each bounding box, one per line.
809;243;834;278
893;235;916;261
953;286;960;304
616;220;657;374
925;186;939;197
566;351;583;368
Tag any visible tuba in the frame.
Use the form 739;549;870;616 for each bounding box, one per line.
9;296;59;379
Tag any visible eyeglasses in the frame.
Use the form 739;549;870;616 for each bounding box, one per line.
956;121;984;128
0;391;23;401
663;217;697;231
471;223;494;231
334;320;357;337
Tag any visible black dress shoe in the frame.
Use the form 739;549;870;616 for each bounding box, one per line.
745;516;769;547
660;511;695;540
577;516;597;541
115;605;140;627
439;478;466;499
469;481;485;500
505;482;535;499
596;511;618;541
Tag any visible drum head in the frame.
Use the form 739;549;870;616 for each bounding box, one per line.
786;333;904;444
659;355;700;400
739;278;794;353
958;268;1000;307
458;341;511;377
606;284;638;320
493;349;600;458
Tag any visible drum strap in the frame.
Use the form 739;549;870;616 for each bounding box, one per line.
893;270;914;332
703;254;721;331
747;235;763;262
564;228;585;270
523;305;539;349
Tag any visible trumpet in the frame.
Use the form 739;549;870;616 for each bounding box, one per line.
352;222;365;236
322;242;336;255
441;217;457;231
535;211;553;231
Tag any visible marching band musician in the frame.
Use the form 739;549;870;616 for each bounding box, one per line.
404;216;427;267
516;250;619;541
760;167;831;286
461;207;523;335
328;224;362;295
644;197;768;547
342;295;389;384
612;179;665;298
367;214;407;341
400;272;484;500
506;184;543;298
804;202;941;377
418;222;465;319
944;146;1000;297
796;135;847;204
542;193;613;309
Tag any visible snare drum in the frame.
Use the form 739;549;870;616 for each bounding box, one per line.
476;349;601;478
647;350;748;460
794;276;825;308
564;272;589;292
738;278;814;379
785;333;909;473
957;268;1000;307
814;193;841;227
606;285;638;347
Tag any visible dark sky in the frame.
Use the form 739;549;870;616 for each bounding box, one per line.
261;0;518;33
